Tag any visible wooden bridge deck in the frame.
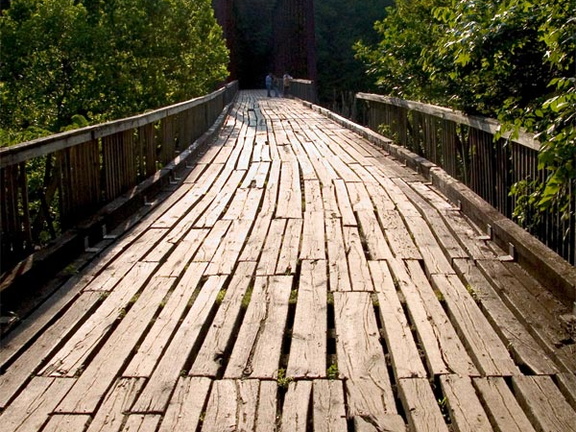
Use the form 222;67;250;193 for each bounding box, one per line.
1;90;575;431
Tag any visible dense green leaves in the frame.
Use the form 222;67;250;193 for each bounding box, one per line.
356;0;575;223
315;0;392;106
0;0;229;145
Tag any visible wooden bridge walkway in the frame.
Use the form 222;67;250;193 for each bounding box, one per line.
1;90;575;431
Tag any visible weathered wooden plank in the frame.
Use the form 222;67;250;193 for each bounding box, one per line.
349;163;380;184
132;275;225;412
151;164;225;228
0;292;101;409
55;275;176;413
223;187;264;221
241;161;270;188
257;218;287;276
280;380;312;432
42;414;91;432
376;210;421;260
120;415;161;432
310;138;360;182
202;379;259;431
0;377;74;432
473;377;536;432
377;176;421;217
304;179;323;212
343;226;374;292
431;273;518;376
194;169;246;227
205;219;253;275
405;215;455;275
369;261;427;379
238;135;256;172
397;259;478;376
357;210;394;260
300;211;326;260
123;262;209;377
513;375;576;432
156;228;209;277
287;260;327;378
394;179;468;260
276;218;302;275
333;292;397;424
433;208;497;260
83;229;167;291
190;262;256;377
440;375;493;432
149;189;205;229
454;258;560;375
276;161;302;219
365;181;396;212
313;380;348;432
157;377;211;432
557;373;576;410
322;183;341;218
353;414;406;432
0;262;101;369
162;165;236;233
398;378;449;432
347;182;374;211
86;378;146;432
40;262;158;378
325;217;352;292
333;179;357;226
256;380;279;432
289;131;319;181
225;275;292;379
240;160;280;261
476;259;574;370
301;138;339;186
193;220;232;262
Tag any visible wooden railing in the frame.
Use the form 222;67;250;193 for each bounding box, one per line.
0;82;238;275
357;92;575;266
290;79;317;104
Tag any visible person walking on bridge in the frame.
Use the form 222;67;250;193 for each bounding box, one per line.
283;72;293;97
266;72;279;97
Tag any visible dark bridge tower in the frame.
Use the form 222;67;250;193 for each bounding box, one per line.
212;0;317;87
273;0;317;82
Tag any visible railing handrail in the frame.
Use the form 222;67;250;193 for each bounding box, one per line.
0;81;239;282
291;78;314;85
0;83;237;168
356;90;575;288
357;92;540;151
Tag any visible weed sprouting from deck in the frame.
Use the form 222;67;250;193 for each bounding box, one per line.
465;283;479;304
327;363;339;380
432;376;452;424
276;368;293;389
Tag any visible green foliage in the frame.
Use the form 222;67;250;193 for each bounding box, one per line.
356;0;576;224
0;0;229;145
354;0;450;103
276;368;293;389
315;0;392;105
327;363;339;379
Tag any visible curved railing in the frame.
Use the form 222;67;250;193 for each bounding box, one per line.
0;82;238;278
357;92;575;266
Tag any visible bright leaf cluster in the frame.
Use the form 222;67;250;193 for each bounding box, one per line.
356;0;575;222
0;0;229;145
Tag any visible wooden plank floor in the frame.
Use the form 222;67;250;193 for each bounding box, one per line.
1;90;575;432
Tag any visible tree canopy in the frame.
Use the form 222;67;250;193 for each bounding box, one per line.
0;0;229;145
315;0;392;105
356;0;575;223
